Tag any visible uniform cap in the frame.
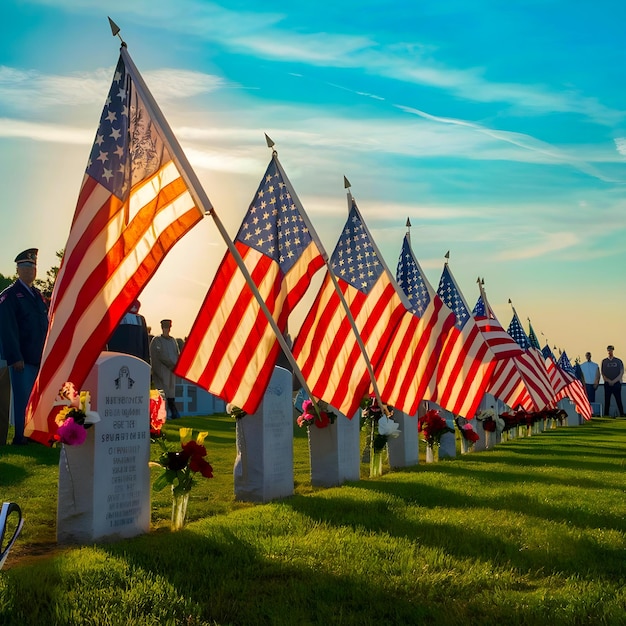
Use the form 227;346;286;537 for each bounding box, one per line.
15;248;38;266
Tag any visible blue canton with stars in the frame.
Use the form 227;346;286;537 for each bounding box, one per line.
330;202;383;294
437;265;470;330
396;234;430;317
558;351;575;376
86;56;131;200
541;344;555;362
235;157;314;275
507;315;531;350
472;296;487;317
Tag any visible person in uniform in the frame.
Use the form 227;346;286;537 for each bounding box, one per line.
0;249;49;444
149;319;181;419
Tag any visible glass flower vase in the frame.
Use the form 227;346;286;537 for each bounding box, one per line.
171;487;190;531
425;444;439;463
370;449;383;477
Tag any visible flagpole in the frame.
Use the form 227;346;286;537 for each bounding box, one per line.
116;29;320;413
276;153;387;414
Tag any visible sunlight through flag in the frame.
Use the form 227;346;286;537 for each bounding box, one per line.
175;154;324;413
472;294;531;410
25;47;207;445
434;265;496;418
292;198;407;417
507;312;555;409
374;233;455;415
555;350;592;420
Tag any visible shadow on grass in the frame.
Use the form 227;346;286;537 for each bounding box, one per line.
283;489;626;584
92;525;434;625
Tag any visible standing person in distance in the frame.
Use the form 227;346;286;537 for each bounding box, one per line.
601;345;624;417
107;299;150;363
579;352;600;402
150;319;181;420
0;249;49;444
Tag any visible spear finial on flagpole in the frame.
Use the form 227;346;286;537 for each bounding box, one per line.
406;217;411;244
265;133;277;156
344;175;351;189
108;17;126;47
344;176;353;213
444;250;450;265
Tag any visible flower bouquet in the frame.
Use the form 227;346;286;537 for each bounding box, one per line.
360;395;398;476
296;398;336;430
475;408;503;448
418;409;454;462
151;428;214;530
456;418;479;454
52;382;100;446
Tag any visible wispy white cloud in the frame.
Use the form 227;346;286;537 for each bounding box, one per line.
21;0;625;126
0;65;224;111
0;117;91;143
494;232;580;261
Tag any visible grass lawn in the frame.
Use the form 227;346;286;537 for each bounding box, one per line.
1;415;625;625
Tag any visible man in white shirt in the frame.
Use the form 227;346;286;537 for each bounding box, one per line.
579;352;600;402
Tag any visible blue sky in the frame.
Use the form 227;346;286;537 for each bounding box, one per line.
1;0;625;362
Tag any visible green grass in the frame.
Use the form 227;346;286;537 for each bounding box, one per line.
1;417;626;625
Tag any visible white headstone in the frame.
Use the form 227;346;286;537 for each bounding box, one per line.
308;408;360;487
559;398;581;426
437;408;457;459
233;366;293;502
57;352;151;544
387;411;419;468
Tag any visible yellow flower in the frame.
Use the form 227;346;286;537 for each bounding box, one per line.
179;427;193;444
55;406;71;426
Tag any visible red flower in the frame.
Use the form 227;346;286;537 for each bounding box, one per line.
483;419;496;432
314;411;330;429
189;455;213;478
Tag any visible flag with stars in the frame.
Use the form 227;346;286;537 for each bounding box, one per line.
507;313;555;409
541;343;569;396
25;49;205;445
175;154;324;413
292;198;408;417
472;294;530;410
555;350;592;420
373;234;455;415
433;265;496;418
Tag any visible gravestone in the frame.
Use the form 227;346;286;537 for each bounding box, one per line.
438;408;457;459
559;398;581;426
57;352;151;544
387;410;419;468
308;408;360;487
233;366;293;502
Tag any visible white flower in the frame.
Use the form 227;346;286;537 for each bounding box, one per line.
377;416;401;438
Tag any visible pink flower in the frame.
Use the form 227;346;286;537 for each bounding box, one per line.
56;417;87;446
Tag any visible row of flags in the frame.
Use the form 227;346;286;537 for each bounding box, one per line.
24;44;590;445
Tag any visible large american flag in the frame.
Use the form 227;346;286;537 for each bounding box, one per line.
433;265;496;418
555;350;592;420
25;49;205;445
374;234;455;415
472;295;530;410
175;155;324;413
507;313;555;409
292;198;407;418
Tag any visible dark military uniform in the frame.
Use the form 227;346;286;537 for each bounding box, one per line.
0;249;49;444
0;280;48;368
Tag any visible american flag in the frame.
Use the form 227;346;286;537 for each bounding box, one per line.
433;265;496;418
541;343;569;396
472;295;530;410
175;154;324;413
25;49;205;445
374;234;455;415
507;313;555;408
555;350;592;420
292;198;407;418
